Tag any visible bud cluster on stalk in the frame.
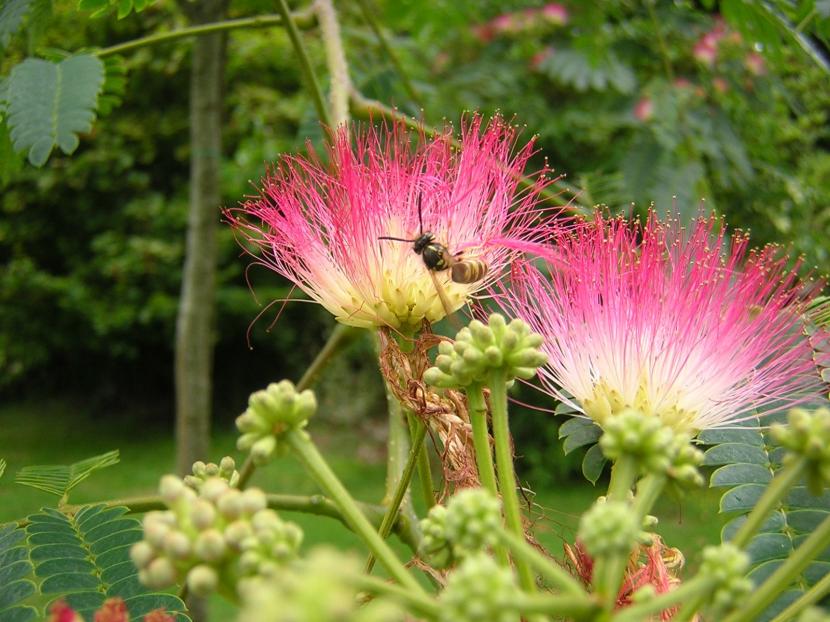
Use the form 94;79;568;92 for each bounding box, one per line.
600;409;704;485
772;407;830;494
439;553;520;622
184;456;240;491
577;498;643;558
237;548;404;622
131;475;302;596
236;380;317;465
700;544;752;613
425;314;547;389
421;488;502;567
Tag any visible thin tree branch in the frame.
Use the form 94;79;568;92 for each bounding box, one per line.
96;10;316;58
315;0;351;126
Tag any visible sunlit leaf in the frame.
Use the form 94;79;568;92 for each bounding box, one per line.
14;450;119;497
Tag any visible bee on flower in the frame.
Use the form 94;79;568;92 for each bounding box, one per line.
227;117;561;332
496;211;827;433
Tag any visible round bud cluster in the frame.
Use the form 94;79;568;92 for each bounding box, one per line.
600;409;704;484
577;499;640;558
439;553;520;622
131;475;302;596
236;380;317;465
237;548;404;622
700;544;752;613
771;408;830;494
798;606;830;622
424;314;547;389
444;488;502;557
184;456;240;491
420;504;453;568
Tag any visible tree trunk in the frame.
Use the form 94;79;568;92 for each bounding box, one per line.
175;0;228;475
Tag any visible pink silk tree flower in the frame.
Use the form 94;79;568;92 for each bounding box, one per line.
228;118;558;332
497;211;826;433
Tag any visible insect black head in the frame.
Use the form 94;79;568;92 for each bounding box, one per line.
412;232;435;254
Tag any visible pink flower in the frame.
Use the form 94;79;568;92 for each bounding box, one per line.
541;3;569;25
633;97;654;121
745;51;766;76
229;119;557;331
693;38;718;66
712;76;729;93
496;211;826;432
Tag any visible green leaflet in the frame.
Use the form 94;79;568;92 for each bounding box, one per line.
0;0;31;49
77;0;156;19
0;523;37;622
556;401;606;485
703;416;830;621
6;54;105;166
0;458;6;479
1;505;189;620
14;449;119;498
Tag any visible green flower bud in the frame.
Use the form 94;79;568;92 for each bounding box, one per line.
194;529;226;562
440;554;520;622
163;530;192;560
217;489;244;520
578;499;639;558
444;488;502;558
224;520;253;549
700;544;752;614
798;606;830;622
425;314;547;389
184;456;240;491
772;408;830;494
240;489;267;515
187;564;219;596
419;504;453;568
130;541;155;569
236;381;318;465
191;498;217;530
145;557;176;589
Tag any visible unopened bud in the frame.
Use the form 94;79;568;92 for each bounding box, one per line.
187;564;218;596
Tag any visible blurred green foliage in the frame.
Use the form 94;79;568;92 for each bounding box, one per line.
0;0;828;476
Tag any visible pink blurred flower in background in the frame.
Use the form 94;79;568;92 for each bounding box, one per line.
745;51;767;76
633;97;654;121
496;211;826;433
228;119;560;331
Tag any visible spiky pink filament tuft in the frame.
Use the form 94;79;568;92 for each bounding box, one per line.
497;211;827;431
228;117;566;330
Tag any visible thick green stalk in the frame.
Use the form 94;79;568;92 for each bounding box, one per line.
614;575;715;622
355;0;423;106
275;0;332;127
315;0;351;126
768;570;830;622
350;574;439;618
365;417;427;573
730;457;806;549
514;594;600;618
489;370;537;595
632;473;666;520
496;529;585;596
237;324;360;489
724;513;830;622
466;385;510;566
593;455;639;612
285;428;423;593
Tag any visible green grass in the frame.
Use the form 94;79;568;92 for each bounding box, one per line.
0;399;724;618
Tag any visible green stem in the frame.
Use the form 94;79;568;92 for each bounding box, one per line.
409;411;436;509
365;417;427;573
489;370;537;595
237;324;360;489
275;0;332;127
768;569;830;622
646;0;675;81
593;455;639;612
96;10;315;58
285;428;423;593
355;0;423;107
730;457;806;549
632;473;666;521
349;90;585;210
723;513;830;622
350;574;440;618
315;0;351;126
496;529;585;596
513;593;599;618
672;593;708;622
614;575;715;622
466;385;510;566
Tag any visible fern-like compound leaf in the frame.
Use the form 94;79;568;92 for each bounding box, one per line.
6;54;104;166
15;449;120;498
